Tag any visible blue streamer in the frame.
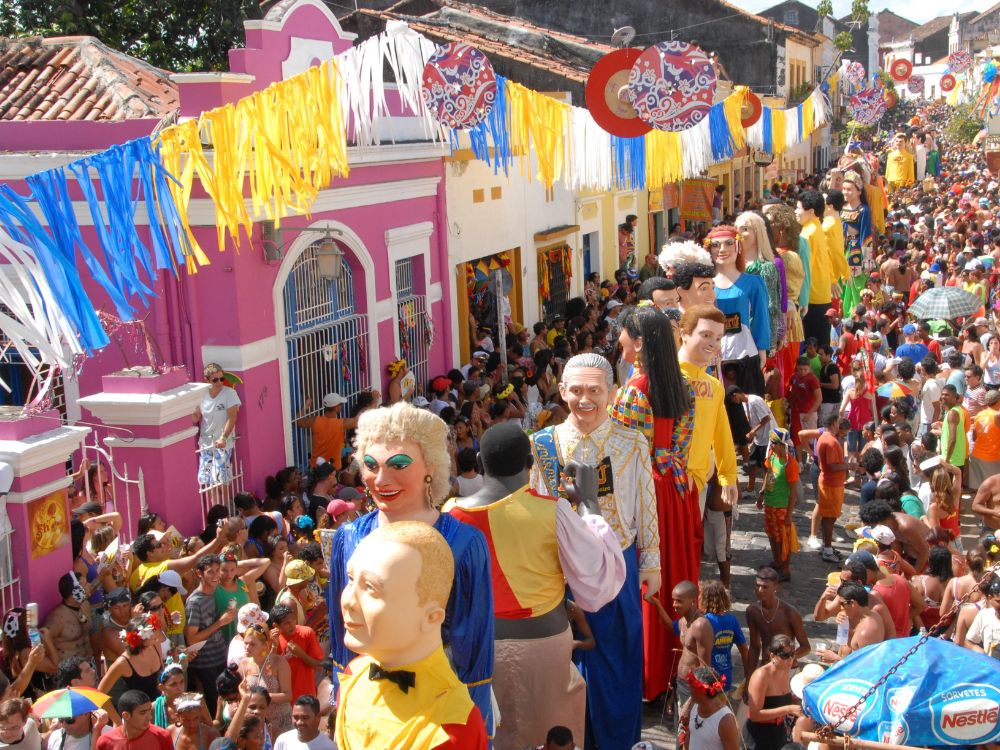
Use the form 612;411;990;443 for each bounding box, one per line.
0;187;109;352
708;102;733;161
611;136;645;191
467;74;511;175
762;107;773;154
796;105;803;143
26;168;136;321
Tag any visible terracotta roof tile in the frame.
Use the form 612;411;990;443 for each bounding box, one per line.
0;35;178;122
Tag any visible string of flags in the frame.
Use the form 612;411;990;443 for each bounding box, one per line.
0;23;829;402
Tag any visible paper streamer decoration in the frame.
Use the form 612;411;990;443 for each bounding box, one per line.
940;74;956;93
889;59;912;82
907;75;924;95
846;61;866;86
421;42;497;129
585;48;651;138
948;50;973;75
628;41;716;131
848;87;886;125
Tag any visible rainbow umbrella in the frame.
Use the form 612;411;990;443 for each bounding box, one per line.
876;381;912;399
32;688;110;719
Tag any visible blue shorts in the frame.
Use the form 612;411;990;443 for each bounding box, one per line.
846;430;862;453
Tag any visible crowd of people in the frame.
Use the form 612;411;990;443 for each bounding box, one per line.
2;99;1000;750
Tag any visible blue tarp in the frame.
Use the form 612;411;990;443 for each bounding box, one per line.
802;636;1000;747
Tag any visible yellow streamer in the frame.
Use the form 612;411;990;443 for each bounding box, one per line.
771;108;786;155
645;130;683;188
505;80;569;188
723;87;748;151
154;58;349;259
801;95;815;138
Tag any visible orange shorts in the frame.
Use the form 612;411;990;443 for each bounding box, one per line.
817;484;845;519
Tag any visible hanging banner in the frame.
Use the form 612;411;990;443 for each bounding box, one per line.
679;178;715;222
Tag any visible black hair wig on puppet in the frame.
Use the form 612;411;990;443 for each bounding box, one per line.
616;305;691;420
478;421;531;478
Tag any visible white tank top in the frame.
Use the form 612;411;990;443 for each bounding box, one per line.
689;703;734;750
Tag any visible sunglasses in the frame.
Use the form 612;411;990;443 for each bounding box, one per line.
775;651;795;659
210;377;224;383
147;604;164;612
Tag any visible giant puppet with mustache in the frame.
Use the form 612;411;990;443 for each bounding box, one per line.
528;353;658;749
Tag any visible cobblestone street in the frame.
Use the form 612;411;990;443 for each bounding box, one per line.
639;464;983;747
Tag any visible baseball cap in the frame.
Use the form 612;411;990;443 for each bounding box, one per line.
157;569;188;596
337;486;364;502
326;499;357;519
606;299;624;310
472;351;490;361
236;603;269;634
869;525;896;546
323;393;347;408
769;428;792;445
412;396;431;408
929;263;941;272
975;316;990;326
106;587;131;605
284;560;315;586
902;323;917;335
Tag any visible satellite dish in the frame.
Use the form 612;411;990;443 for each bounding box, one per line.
611;26;636;48
488;269;514;296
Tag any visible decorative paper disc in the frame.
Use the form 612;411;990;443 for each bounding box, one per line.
420;42;497;130
940;74;956;93
585;48;652;137
889;59;912;82
948;50;973;74
907;75;924;95
849;87;886;125
627;41;716;132
846;61;866;86
884;90;898;109
740;91;763;128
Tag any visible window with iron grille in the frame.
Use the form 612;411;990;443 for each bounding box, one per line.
0;302;66;419
395;257;430;397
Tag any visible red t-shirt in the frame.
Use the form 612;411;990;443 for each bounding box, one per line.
788;372;820;413
96;725;173;750
873;573;911;638
817;431;846;487
278;624;325;700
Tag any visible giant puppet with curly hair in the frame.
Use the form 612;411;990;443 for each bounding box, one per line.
529;353;658;748
325;403;495;739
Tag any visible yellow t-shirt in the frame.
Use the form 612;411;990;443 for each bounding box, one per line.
679;360;737;491
821;215;850;283
803;217;832;305
885;149;915;187
129;561;186;636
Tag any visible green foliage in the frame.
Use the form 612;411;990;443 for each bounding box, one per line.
850;0;870;25
834;31;854;52
816;0;834;18
946;103;984;144
877;70;896;94
840;120;873;145
0;0;262;71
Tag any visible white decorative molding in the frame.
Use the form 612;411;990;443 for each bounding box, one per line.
3;475;75;505
385;221;434;247
428;282;442;304
374;299;396;323
243;0;358;38
104;426;199;450
0;425;90;478
201;337;279;372
169;72;255;84
77;382;210;426
282;38;336;80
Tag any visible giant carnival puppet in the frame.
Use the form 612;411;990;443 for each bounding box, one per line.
839;169;876;314
326;403;495;739
335;521;488;749
446;421;625;750
529;353;659;749
609;306;698;701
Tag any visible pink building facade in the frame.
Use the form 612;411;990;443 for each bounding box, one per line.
0;0;452;612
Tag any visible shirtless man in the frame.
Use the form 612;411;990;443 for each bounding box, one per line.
44;573;93;661
745;567;810;678
859;498;929;572
813;558;896;640
819;582;885;663
971;474;1000;531
671;581;713;713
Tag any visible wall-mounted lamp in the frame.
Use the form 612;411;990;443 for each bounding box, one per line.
315;228;345;280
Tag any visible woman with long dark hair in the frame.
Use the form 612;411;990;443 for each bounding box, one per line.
610;305;695;702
